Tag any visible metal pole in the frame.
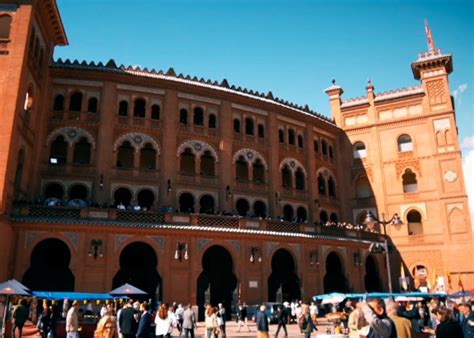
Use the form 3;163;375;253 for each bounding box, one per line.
383;221;393;293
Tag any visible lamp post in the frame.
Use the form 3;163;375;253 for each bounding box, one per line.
364;210;403;293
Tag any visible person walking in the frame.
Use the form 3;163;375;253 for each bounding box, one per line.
65;301;79;338
386;301;415;338
182;304;196;338
155;304;173;338
204;305;218;338
298;304;316;338
12;298;30;338
236;303;250;332
217;304;226;337
274;305;288;337
256;305;269;338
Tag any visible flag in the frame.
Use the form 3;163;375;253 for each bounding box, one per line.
424;20;435;52
447;272;452;290
400;265;408;291
431;267;437;292
458;273;464;291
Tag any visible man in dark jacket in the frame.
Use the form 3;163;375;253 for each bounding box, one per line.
12;298;30;338
136;303;151;338
458;303;474;338
119;300;138;338
256;305;269;338
274;305;288;337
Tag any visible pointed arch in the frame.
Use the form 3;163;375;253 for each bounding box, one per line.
232;148;268;170
176;140;219;162
113;133;160;153
46;127;96;149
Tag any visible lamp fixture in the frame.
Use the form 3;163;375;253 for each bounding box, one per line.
353;251;362;267
99;174;104;190
250;247;262;263
88;239;103;259
309;250;319;266
275;192;282;204
167;179;172;193
174;242;188;261
226;185;232;199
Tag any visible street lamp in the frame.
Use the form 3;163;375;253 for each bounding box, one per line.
364;210;403;293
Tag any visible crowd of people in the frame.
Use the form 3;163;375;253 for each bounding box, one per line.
5;296;474;338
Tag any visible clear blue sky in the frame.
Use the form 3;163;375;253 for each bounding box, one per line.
55;0;473;146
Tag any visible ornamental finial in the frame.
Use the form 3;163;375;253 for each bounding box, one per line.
424;19;435;54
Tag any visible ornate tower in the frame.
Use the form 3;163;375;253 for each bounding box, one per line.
0;1;67;279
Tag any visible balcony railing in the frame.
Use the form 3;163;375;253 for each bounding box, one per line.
11;205;383;242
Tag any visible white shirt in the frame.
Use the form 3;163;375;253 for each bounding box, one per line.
155;315;173;336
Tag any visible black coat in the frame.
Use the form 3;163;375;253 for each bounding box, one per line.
136;311;151;338
119;307;138;335
435;320;463;338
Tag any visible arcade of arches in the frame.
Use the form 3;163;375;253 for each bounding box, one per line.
18;235;386;307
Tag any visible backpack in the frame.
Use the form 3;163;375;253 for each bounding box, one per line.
298;314;308;331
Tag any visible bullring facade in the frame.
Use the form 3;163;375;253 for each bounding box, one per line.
0;1;471;312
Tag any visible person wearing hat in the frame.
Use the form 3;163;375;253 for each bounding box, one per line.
66;301;79;338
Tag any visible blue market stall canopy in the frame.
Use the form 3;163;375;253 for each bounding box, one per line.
33;291;114;300
448;290;474;298
0;280;30;295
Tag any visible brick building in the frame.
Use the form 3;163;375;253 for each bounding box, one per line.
0;1;471;309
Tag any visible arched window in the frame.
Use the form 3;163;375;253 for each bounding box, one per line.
407;210;423;235
297;207;307;222
320;210;328;224
329;146;334;158
199;195;215;214
49;135;68;165
87;97;98;113
229;119;239;134
314;139;320;153
73;137;91;165
0;15;12;39
402;169;418;193
69;184;88;200
179;108;188;125
295;168;305;190
114;187;132;207
355;177;372;198
322;140;328;155
116;141;134;169
278;129;285;143
353;142;366;159
137;189;155;209
44;183;64;200
328;177;336;198
193;106;204;126
297;135;304;148
283;205;294;222
236;199;250;217
118;100;128;116
179;193;195;213
200;150;215;176
53;94;65;111
281;165;292;188
288;129;295;145
235;155;248;181
134;98;146;118
253;159;265;183
180;148;195;175
318;174;326;195
398;134;413;152
139;143;156;170
245;118;254;135
330;212;338;223
258;124;265;138
69;92;82;112
208;114;216;129
151;104;160;120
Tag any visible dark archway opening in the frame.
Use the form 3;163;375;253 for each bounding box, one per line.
253;201;267;218
324;252;349;293
197;245;237;321
23;238;74;291
113;242;161;303
69;184;88;200
268;249;300;302
364;255;383;292
137;189;155;209
199;195;215;214
179;193;195;213
114;188;132;207
236;199;249;217
283;204;294;222
44;183;64;200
